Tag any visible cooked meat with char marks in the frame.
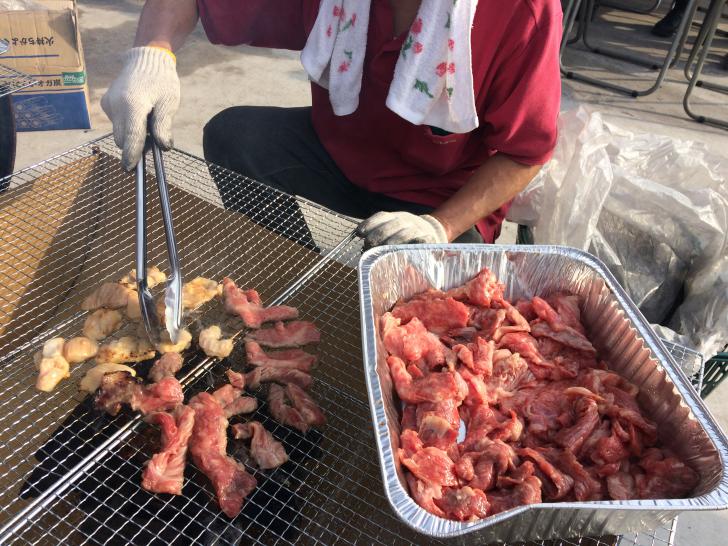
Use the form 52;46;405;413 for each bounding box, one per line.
142;406;195;495
223;277;298;328
232;421;288;470
245;341;316;372
245;321;320;348
149;352;184;383
95;373;183;416
188;392;257;518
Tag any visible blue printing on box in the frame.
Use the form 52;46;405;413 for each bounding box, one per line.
12;90;90;131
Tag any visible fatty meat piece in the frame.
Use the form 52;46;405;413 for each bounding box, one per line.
182;277;222;309
245;341;316;372
444;268;505;307
399;445;458;487
406;473;446;518
61;337;98;364
434;486;490;521
222;277;298;328
387;356;467;404
148;352;184;383
416;400;459;450
119;266;167;289
487;476;543;515
530;320;596;355
232;421;289;470
380;313;449;367
392;296;469;334
141;405;195;495
83;309;123;341
199;325;234;359
36;355;70;392
82;283;132;311
245;321;321;348
156;329;193;354
518;447;574;500
188;392;257;518
453;337;494;376
245;366;312;390
35;338;70;392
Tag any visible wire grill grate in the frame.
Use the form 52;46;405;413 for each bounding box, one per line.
0;136;696;546
0;63;36;99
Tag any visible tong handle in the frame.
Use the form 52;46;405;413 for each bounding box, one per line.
135;146;162;344
151;139;183;339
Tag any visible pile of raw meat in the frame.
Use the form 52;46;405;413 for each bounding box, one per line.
92;277;326;518
382;268;699;522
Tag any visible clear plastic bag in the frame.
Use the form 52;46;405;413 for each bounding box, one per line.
508;105;728;358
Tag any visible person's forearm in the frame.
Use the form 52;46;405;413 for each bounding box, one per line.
431;154;541;241
134;0;199;52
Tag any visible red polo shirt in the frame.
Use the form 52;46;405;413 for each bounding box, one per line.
197;0;562;242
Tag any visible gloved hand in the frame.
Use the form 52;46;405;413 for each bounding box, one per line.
101;46;180;171
357;211;449;247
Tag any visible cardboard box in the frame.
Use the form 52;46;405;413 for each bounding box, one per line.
0;0;91;131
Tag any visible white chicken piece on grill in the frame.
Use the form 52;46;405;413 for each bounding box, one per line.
79;363;137;392
156;329;192;354
198;325;234;359
82;283;132;311
126;289;142;321
83;309;123;341
96;336;156;364
119;266;167;289
35;337;70;392
182;277;222;310
63;337;98;364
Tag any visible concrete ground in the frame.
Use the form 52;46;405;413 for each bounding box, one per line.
9;1;728;544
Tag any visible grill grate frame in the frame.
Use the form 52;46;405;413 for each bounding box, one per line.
0;136;698;546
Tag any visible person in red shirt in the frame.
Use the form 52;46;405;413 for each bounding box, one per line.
102;1;562;247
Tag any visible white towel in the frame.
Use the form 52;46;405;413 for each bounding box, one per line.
301;0;479;134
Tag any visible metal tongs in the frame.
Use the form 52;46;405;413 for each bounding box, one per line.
135;133;183;346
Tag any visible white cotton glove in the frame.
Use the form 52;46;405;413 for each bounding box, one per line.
357;212;449;247
101;47;181;171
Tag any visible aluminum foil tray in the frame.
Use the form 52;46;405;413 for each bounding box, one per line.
358;245;728;544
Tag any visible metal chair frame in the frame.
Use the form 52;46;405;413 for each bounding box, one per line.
561;0;698;97
683;0;728;128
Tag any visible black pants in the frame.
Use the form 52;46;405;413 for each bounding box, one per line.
202;106;481;247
